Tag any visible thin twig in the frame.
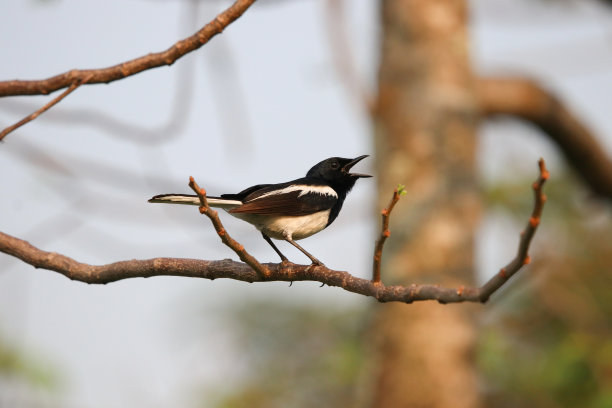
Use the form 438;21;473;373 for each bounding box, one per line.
372;185;404;283
187;176;270;278
0;160;548;304
0;76;91;141
476;158;549;302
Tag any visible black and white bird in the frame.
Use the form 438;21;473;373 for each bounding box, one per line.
148;155;371;265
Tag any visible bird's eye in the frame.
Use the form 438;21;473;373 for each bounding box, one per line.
331;161;339;169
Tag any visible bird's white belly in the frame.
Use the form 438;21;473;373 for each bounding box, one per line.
229;210;331;240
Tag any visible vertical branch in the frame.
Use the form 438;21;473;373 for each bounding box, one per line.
478;158;549;302
372;185;405;283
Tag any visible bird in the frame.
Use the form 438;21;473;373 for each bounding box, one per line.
148;155;371;265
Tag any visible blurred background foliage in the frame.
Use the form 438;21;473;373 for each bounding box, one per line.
0;338;56;388
0;334;60;406
198;300;370;408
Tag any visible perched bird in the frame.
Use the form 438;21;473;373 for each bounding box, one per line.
148;155;371;265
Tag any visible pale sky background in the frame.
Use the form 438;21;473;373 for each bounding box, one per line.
1;0;611;407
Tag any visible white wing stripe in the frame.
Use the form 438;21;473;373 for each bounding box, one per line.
256;185;338;200
207;198;243;208
150;195;242;209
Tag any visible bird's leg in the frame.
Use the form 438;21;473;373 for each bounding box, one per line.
261;232;290;264
284;235;325;266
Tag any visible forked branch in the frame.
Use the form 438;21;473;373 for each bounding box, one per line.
0;0;256;140
187;176;270;278
0;160;549;304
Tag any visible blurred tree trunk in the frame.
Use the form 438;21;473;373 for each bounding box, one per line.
369;0;482;407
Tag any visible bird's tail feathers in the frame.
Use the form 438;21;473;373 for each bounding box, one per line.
148;194;242;209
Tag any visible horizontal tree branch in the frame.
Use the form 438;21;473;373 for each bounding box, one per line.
0;0;255;141
476;76;612;200
0;0;255;98
0;160;548;304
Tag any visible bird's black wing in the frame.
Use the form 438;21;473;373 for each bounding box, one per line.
220;184;273;201
229;180;338;216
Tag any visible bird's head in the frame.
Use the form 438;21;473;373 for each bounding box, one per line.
306;155;371;190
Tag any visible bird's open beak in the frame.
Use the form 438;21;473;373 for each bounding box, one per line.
343;155;372;178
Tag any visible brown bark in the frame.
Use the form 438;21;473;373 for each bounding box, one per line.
0;0;256;98
369;0;482;406
0;0;257;141
477;77;612;200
